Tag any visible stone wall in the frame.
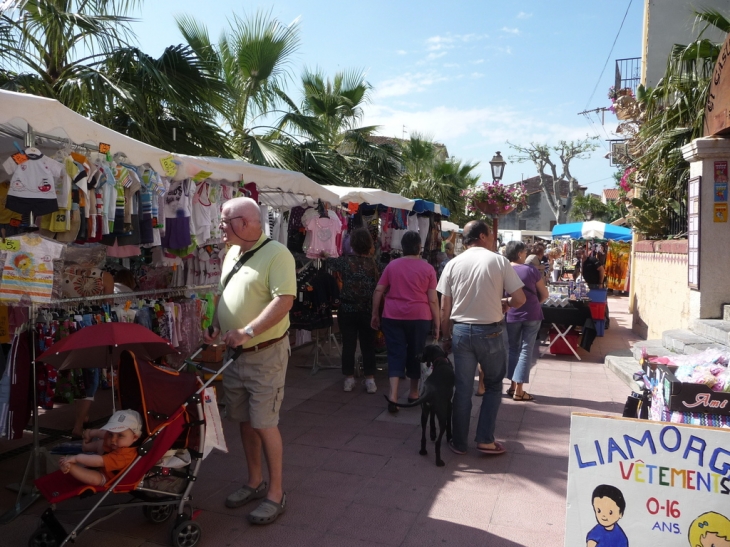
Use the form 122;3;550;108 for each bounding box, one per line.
632;239;689;339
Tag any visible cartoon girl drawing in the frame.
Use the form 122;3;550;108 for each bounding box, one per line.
688;512;730;547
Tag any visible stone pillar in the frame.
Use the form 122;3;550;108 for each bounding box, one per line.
681;136;730;320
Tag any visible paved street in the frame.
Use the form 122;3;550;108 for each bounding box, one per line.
0;296;639;547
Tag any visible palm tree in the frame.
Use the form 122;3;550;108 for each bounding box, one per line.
275;68;402;188
176;11;300;166
397;134;479;222
623;8;729;237
0;1;227;154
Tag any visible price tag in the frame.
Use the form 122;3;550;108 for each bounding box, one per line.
192;170;212;182
11;153;28;165
0;240;20;251
159;155;178;177
98;143;111;154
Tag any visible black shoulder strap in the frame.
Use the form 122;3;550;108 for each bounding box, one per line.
220;239;272;292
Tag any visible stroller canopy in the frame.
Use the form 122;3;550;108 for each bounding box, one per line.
552;221;632;242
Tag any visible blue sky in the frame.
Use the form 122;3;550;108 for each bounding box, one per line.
132;0;643;193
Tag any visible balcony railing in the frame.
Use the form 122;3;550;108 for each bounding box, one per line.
615;57;641;95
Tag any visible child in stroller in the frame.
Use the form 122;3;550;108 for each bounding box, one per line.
59;409;143;487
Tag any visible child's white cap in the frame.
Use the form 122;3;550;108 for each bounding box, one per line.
101;409;142;436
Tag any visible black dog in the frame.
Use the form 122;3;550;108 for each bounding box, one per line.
385;344;454;466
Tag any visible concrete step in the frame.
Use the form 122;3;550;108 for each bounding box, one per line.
631;339;675;361
690;319;730;346
661;329;719;354
604;354;643;392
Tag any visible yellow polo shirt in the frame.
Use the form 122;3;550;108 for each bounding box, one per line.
218;233;296;348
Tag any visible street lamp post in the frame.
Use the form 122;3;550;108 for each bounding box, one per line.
488;151;507;251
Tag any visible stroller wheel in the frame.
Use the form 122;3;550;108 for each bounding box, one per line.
28;526;58;547
143;503;174;524
171;520;202;547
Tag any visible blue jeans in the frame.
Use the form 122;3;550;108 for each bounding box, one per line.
381;318;431;379
506;320;542;384
452;322;506;451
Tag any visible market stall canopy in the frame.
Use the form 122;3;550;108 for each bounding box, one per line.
322;185;415;210
412;199;450;217
0;90;338;209
441;220;461;232
0;89;169;167
552;221;632;242
175;154;339;208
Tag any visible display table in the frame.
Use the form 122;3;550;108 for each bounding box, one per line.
541;300;592;360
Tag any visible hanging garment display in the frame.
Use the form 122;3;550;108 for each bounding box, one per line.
2;150;63;217
605;241;631;291
0;234;64;304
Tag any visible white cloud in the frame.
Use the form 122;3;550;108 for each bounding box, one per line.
375;71;450;98
443;63;460;68
363;104;595;148
497;46;512;55
426;51;448;61
501;27;520;34
396;50;407;55
425;33;488;51
470;72;485;79
472;59;485;65
517;11;532;19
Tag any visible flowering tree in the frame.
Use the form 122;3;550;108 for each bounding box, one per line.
508;138;598;224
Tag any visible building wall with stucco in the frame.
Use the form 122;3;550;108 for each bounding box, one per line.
632;241;690;339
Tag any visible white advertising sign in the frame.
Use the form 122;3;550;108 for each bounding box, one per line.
566;414;730;547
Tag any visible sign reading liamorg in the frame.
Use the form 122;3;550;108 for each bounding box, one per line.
565;414;730;546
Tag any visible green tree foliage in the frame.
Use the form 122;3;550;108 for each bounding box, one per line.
0;0;227;154
176;10;300;166
397;134;479;223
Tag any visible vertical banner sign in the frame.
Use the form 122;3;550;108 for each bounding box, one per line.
565;414;730;547
714;162;728;223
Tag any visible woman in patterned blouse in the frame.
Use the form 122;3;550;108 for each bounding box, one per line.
329;229;380;394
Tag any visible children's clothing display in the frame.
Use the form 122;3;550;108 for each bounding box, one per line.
2;151;63;216
0;234;64;304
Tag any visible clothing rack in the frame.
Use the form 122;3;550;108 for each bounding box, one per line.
0;284;216;524
40;284;218;307
292;259;341;375
0;124;102;155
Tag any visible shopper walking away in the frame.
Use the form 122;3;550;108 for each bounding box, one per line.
204;197;296;525
437;220;525;456
504;241;549;402
328;229;380;393
372;230;439;414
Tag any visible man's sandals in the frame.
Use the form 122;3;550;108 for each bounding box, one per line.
248;493;287;525
512;392;535;402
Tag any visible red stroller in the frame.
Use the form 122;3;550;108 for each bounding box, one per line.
29;345;241;547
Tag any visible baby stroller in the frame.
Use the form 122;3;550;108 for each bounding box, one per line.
29;345;242;547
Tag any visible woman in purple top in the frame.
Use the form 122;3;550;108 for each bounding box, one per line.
372;231;439;414
505;241;549;402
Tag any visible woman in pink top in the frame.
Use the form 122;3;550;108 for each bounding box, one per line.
372;231;440;413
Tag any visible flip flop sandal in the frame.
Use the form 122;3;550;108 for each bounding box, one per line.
407;397;419;403
477;441;506;455
505;389;515;397
247;493;286;525
225;481;268;508
513;392;535;402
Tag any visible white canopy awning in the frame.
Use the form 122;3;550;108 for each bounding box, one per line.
0;90;338;209
177;155;339;208
322;185;415;210
0;89;170;166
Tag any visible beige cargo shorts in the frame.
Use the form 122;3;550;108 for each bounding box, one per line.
221;337;289;429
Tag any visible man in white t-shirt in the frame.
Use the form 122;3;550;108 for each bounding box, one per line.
437;220;526;456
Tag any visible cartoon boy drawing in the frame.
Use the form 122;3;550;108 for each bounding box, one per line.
586;484;628;547
688;512;730;547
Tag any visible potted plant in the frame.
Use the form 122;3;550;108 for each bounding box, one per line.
462;181;528;216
